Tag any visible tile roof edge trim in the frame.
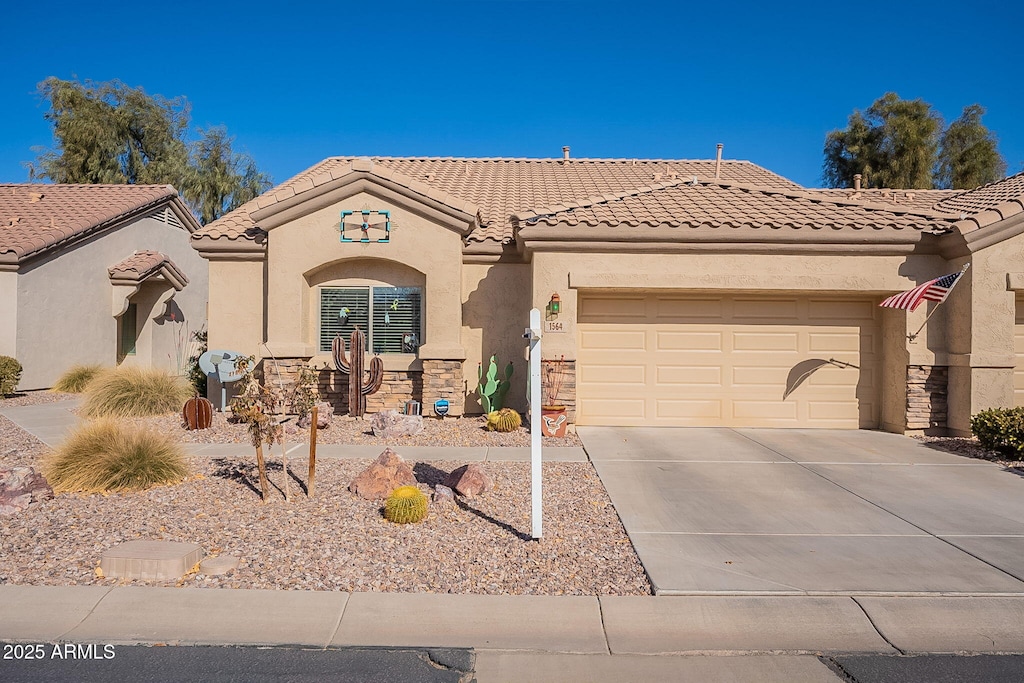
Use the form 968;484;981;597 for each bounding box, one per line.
959;207;1024;253
512;177;961;224
249;171;479;234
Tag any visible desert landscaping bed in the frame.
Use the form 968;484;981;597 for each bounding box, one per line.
0;404;647;595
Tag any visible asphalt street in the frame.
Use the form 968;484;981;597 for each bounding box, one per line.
0;645;475;683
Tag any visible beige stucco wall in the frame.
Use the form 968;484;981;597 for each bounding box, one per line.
0;271;16;360
14;213;208;390
262;190;465;363
530;250;953;432
206;259;264;359
462;263;531;413
944;235;1024;434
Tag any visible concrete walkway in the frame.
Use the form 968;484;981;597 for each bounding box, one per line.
579;426;1024;597
0;400;588;462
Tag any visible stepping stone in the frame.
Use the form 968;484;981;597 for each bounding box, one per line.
100;540;205;580
199;554;240;576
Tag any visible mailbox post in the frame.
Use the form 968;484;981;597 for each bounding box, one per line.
525;308;543;539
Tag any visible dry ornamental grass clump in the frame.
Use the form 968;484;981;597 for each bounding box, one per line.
44;419;189;493
81;366;193;418
52;364;105;393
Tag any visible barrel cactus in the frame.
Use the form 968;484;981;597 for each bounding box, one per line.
384;485;429;524
486;407;522;432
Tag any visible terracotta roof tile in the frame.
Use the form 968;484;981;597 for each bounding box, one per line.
808;188;962;213
933;171;1024;215
516;179;959;234
0;184;182;264
196;157;803;245
108;250;189;289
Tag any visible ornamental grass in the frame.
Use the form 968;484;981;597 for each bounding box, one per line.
43;419;188;493
81;366;192;418
52;364;105;393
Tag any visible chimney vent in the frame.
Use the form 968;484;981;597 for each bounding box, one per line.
853;174;862;191
714;143;723;179
562;146;570;163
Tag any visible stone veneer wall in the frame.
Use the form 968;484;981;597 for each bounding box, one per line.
906;365;948;431
421;360;464;417
259;358;452;415
541;359;576;423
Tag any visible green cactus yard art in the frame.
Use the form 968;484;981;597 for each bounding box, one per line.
478;355;513;413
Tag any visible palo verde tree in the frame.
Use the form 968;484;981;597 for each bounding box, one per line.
823;92;1007;190
31;77;271;224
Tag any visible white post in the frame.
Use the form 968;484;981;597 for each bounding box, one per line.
527;308;543;539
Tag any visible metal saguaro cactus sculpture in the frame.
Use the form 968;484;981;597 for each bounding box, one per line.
332;327;384;417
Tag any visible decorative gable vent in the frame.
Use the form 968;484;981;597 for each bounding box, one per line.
148;206;184;229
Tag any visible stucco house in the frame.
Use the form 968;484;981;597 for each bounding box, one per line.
192;152;1024;436
0;184;207;390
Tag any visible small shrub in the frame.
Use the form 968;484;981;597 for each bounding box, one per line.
0;356;23;395
82;366;193;418
384;485;429;524
971;407;1024;460
43;419;188;493
52;364;104;393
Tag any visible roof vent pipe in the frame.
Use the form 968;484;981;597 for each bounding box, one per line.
714;143;723;179
853;173;862;191
562;146;570;163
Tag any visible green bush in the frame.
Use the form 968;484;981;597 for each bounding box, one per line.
0;356;22;395
82;366;193;418
52;364;104;393
43;419;188;493
970;407;1024;460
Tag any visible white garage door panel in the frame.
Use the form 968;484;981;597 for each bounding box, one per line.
577;293;880;429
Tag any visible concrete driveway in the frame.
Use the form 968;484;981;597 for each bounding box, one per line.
578;427;1024;596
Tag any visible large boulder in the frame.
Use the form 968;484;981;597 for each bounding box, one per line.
297;402;334;430
348;448;417;500
370;410;424;438
443;464;493;499
0;467;54;515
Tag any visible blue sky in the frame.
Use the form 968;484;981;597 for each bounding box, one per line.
2;0;1020;189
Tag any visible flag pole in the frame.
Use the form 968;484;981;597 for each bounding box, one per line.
907;263;970;343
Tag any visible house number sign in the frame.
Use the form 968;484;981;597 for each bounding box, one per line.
543;320;567;334
340;209;390;243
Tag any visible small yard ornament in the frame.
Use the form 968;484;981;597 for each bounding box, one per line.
182;394;214;430
332;327;383;417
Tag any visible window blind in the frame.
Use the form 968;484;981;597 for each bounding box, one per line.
319;286;423;353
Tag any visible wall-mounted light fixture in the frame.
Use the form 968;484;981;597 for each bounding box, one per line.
548;292;561;318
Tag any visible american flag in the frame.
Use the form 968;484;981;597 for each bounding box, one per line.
880;270;964;312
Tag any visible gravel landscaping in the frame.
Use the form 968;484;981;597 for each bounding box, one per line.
0;392;647;595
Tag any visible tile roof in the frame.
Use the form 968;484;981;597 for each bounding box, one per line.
806;188;962;213
0;184;187;266
108;250;189;289
932;171;1024;215
196;156;804;245
514;179;960;234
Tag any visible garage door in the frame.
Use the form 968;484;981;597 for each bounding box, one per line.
576;293;879;428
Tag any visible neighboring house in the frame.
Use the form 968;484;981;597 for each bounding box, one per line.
0;184;207;390
192;153;1024;436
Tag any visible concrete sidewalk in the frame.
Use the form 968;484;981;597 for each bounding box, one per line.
4;586;1024;680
